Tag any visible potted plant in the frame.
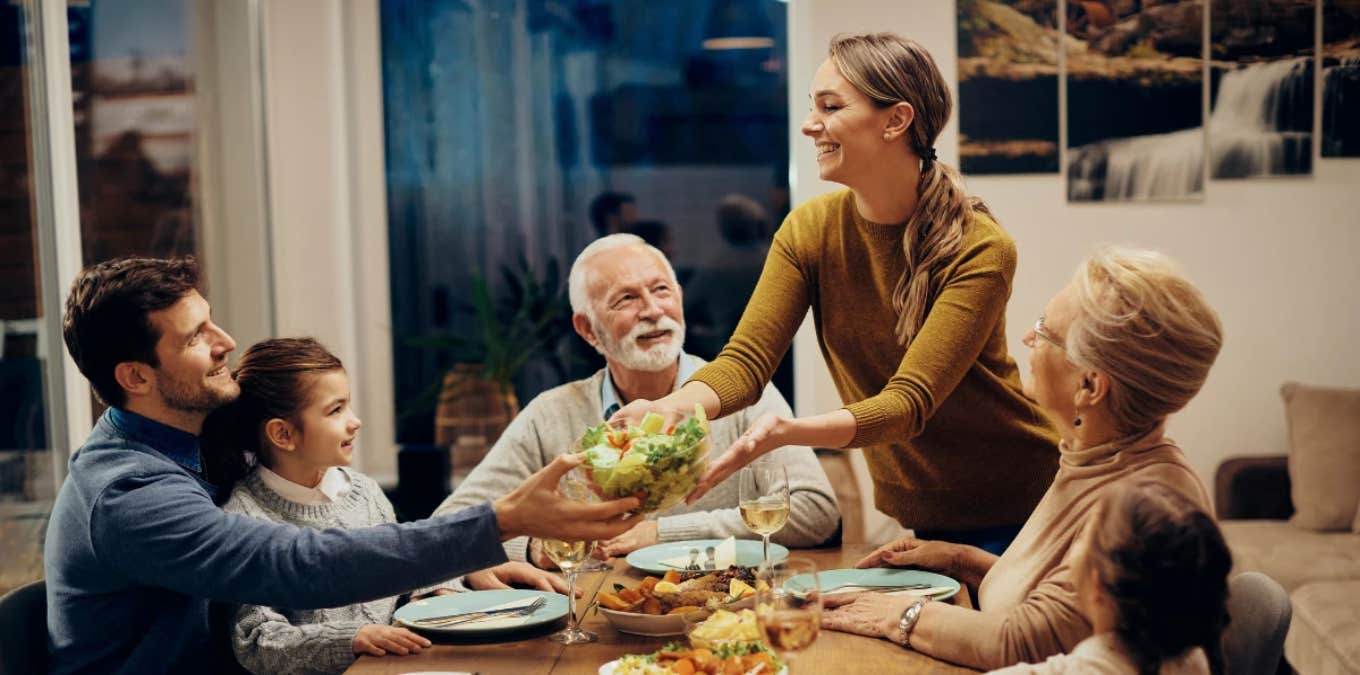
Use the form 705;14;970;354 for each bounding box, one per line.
406;256;571;466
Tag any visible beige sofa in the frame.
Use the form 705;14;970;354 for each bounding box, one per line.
1215;383;1360;675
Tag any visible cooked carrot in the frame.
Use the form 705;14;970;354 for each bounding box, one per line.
597;592;632;610
641;597;662;615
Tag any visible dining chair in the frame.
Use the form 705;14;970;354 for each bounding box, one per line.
1223;571;1292;675
0;579;47;675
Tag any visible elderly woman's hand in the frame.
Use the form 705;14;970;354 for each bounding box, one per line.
821;592;919;641
855;536;960;576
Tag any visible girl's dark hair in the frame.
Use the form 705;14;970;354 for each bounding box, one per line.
202;338;344;488
1089;481;1233;675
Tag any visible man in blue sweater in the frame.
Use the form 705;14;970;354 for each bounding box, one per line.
44;257;639;674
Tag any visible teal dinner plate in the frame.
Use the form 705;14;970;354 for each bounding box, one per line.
625;539;789;574
785;567;960;601
393;589;568;635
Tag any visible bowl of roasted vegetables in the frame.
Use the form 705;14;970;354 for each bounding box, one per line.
596;567;761;637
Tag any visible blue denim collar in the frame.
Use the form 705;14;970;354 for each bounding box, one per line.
600;352;699;419
106;407;203;474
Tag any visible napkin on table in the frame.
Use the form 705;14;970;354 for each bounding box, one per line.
657;536;737;570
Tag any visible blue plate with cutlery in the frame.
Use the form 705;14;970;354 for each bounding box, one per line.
394;590;568;635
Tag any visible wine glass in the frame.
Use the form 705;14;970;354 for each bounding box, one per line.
543;468;598;644
755;557;821;667
739;465;790;566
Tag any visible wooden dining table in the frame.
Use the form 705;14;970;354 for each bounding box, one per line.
346;545;980;675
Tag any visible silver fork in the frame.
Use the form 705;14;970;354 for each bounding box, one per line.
413;596;547;627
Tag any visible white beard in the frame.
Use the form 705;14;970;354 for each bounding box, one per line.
595;316;685;372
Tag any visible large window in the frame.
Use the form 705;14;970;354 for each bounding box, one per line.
380;0;792;445
0;0;206;507
0;3;51;506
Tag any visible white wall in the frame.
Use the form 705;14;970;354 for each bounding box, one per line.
195;0;274;354
788;0;1360;517
258;0;397;483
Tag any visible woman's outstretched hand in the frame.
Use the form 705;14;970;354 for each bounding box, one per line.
685;412;788;504
609;398;685;428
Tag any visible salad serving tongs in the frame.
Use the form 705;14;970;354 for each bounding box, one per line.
412;596;546;627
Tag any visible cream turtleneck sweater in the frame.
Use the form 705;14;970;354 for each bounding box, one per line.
921;426;1212;671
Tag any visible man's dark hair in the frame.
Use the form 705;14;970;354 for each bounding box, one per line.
589;191;635;237
62;257;201;408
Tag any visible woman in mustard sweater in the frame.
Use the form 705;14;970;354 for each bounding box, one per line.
613;32;1059;553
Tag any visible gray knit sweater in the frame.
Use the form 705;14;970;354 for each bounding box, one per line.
222;468;415;675
433;356;841;561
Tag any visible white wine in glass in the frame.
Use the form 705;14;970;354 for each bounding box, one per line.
761;607;821;653
542;538;591;573
740;500;791;535
547;468;599;645
739;465;790;566
756;557;820;667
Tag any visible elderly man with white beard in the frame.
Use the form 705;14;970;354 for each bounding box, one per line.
432;234;840;567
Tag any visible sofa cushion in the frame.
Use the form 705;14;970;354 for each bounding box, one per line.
1285;581;1360;675
1282;382;1360;531
1220;520;1360;591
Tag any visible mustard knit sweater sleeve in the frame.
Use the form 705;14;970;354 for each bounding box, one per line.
687;210;814;412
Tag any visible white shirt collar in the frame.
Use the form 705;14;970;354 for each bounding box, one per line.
258;465;352;506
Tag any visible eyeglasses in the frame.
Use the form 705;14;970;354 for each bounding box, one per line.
1029;316;1066;351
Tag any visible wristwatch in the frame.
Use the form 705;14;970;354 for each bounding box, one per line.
895;598;929;648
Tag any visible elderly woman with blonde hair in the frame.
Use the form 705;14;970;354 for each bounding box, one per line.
821;247;1224;672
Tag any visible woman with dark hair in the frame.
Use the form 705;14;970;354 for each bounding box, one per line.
990;480;1232;674
614;32;1060;554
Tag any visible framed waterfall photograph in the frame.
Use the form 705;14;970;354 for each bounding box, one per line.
1322;0;1360;157
955;0;1061;174
1065;0;1206;202
1208;0;1315;179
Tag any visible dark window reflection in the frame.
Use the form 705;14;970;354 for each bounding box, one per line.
381;0;791;444
1;4;50;506
73;0;198;264
0;0;201;507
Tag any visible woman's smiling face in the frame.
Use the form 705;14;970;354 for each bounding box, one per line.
800;58;898;188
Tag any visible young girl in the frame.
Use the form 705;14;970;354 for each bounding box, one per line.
990;480;1233;675
206;338;439;674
